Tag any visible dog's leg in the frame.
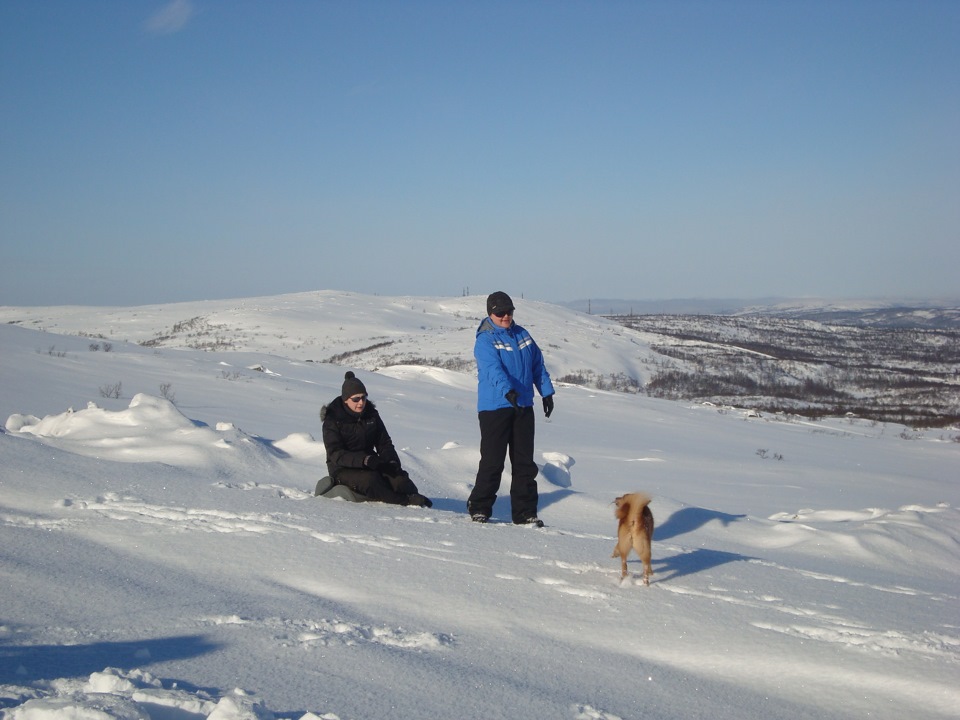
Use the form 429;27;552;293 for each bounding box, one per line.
636;536;652;586
614;506;630;578
639;506;654;585
610;533;630;580
613;540;629;578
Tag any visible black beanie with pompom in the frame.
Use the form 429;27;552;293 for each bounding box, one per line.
341;371;367;401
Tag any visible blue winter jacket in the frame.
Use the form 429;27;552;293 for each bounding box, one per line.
475;317;555;412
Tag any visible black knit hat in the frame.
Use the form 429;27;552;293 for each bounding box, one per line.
486;291;515;316
341;371;367;401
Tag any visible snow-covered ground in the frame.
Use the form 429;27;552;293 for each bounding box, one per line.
1;292;958;720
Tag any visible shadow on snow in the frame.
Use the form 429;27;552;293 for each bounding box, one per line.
0;633;221;687
655;505;747;541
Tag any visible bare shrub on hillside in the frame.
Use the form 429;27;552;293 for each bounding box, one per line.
556;369;595;386
377;355;475;372
99;381;123;399
140;316;235;350
324;341;396;364
188;336;234;351
159;382;176;404
556;369;641;393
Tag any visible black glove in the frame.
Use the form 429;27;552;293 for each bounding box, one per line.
364;454;386;470
505;389;520;411
543;394;555;418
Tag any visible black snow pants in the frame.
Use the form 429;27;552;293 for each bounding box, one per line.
468;406;539;523
336;468;419;505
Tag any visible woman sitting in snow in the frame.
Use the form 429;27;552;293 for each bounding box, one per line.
320;371;432;508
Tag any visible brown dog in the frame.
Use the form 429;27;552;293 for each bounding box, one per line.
612;493;654;584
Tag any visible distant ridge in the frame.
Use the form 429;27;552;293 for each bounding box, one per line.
556;298;784;315
557;296;960;321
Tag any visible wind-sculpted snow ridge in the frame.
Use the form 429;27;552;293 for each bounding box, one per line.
0;666;623;720
5;394;326;470
1;667;315;720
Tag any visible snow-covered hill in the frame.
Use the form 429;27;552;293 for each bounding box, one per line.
1;292;958;720
0;291;663;388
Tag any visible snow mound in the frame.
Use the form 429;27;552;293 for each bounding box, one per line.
2;667;308;720
540;451;575;487
5;395;279;468
272;432;326;460
377;364;476;392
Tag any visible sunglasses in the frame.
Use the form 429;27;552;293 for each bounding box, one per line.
493;310;514;318
347;395;367;403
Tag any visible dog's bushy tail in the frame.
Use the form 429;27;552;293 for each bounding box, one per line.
615;492;652;524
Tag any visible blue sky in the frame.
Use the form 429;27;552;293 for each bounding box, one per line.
2;0;958;307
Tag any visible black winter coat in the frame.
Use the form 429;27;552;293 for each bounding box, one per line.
321;397;402;480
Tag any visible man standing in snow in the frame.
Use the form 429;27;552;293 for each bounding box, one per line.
469;291;555;526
